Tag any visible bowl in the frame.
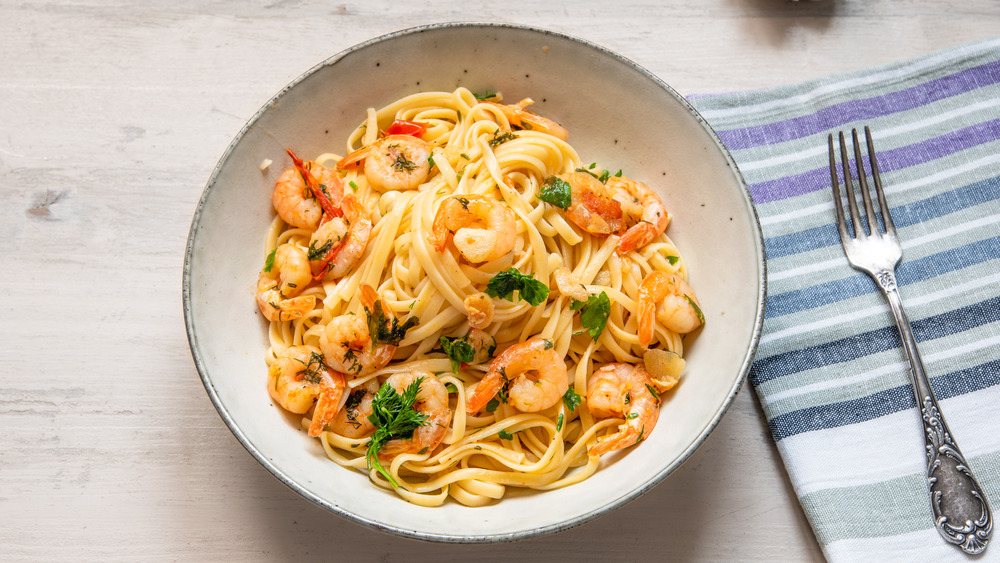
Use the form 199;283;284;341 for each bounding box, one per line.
183;22;765;542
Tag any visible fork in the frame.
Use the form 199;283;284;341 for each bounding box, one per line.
829;127;993;555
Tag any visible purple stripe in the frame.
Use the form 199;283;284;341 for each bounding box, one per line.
716;59;1000;151
746;118;1000;204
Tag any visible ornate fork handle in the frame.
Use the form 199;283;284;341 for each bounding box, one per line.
878;268;993;554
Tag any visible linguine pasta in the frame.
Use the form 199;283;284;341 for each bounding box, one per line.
256;87;701;506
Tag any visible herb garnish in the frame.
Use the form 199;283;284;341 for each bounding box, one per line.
498;429;514;440
364;300;419;352
570;291;611;341
307;239;334;261
366;377;429;488
485;268;549;306
684;295;705;325
439;336;475;373
538;176;572;209
489;130;517;147
391;151;417;172
263;248;277;272
562;386;582;412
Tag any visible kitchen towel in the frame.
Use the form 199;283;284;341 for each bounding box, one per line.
690;35;1000;561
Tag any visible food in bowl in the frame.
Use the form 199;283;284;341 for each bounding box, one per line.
253;86;704;506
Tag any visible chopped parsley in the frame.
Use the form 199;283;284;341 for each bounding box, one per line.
391;151;417;172
348;180;359;192
498;429;514;440
485;268;549;306
685;295;705;325
570;291;611;341
307;239;334;261
556;413;564;431
538;176;572;209
474;90;498;101
439;336;475;373
666;255;680;265
263;248;277;272
562;386;582;412
489;130;518;147
366;377;429;488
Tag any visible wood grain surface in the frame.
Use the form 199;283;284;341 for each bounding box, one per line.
3;1;999;561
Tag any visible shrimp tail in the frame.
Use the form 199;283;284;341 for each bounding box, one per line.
308;371;347;437
287;148;343;220
617;222;657;254
465;372;502;414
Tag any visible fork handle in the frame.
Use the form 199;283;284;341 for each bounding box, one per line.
880;270;993;554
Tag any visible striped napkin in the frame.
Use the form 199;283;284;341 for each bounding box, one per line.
688;36;1000;561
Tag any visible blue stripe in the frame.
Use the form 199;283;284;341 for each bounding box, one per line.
763;174;1000;261
769;358;1000;442
751;294;1000;386
766;235;1000;318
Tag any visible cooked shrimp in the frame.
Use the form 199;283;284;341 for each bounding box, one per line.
587;363;660;455
557;171;627;237
637;271;704;346
319;284;418;376
487;98;569;141
428;195;516;263
267;345;346;437
272;152;344;230
466;337;568;414
256;243;316;322
377;371;453;460
328;379;379;439
308;194;372;279
337;135;431;191
552;172;669;253
608;175;669;254
464;292;495;329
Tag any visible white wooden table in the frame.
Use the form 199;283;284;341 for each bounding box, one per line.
4;2;999;560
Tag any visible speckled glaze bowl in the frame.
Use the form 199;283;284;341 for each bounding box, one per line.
183;22;765;542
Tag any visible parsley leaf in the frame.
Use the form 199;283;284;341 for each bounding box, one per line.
685;294;705;325
538;176;572;209
570;291;611;340
562;386;582;412
439;336;475;373
485;268;550;306
498;429;514;440
489;130;518;147
366;377;429;488
263;248;277;272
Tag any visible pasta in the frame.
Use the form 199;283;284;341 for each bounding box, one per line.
254;87;704;506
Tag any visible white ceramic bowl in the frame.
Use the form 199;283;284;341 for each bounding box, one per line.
183;22;765;542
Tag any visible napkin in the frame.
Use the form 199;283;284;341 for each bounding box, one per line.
689;36;1000;561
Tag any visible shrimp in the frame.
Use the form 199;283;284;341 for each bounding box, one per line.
267;345;346;437
308;194;372;279
337;135;432;192
377;371;453;460
256;243;316;322
608;175;670;254
637;271;704;347
272;152;344;230
328;379;380;439
319;284;419;376
428;195;516;263
486;98;569;141
464;292;495;329
557;171;627;237
466;337;568;414
586;363;660;455
552;172;670;253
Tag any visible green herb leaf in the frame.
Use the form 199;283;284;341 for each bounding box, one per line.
498;429;514;440
485;397;500;413
556;413;564;431
684;294;705;325
485;268;550;306
666;255;679;265
570;291;611;341
364;300;420;352
562;386;582;412
307;239;334;261
348;180;359;192
489;130;518;147
474;90;498;101
263;248;277;272
538;176;572;209
366;377;430;488
439;336;475;373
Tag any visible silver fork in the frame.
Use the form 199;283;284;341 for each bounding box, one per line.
829;126;993;555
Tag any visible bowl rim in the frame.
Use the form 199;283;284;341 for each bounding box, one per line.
182;21;767;543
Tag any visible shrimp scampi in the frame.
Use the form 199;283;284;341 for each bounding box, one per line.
256;243;316;322
466;337;568;414
376;371;453;461
637;271;704;347
428;195;517;263
319;284;419;376
587;363;659;455
338;134;432;192
267;346;347;437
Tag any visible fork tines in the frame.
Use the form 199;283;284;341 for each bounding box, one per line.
828;126;896;242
